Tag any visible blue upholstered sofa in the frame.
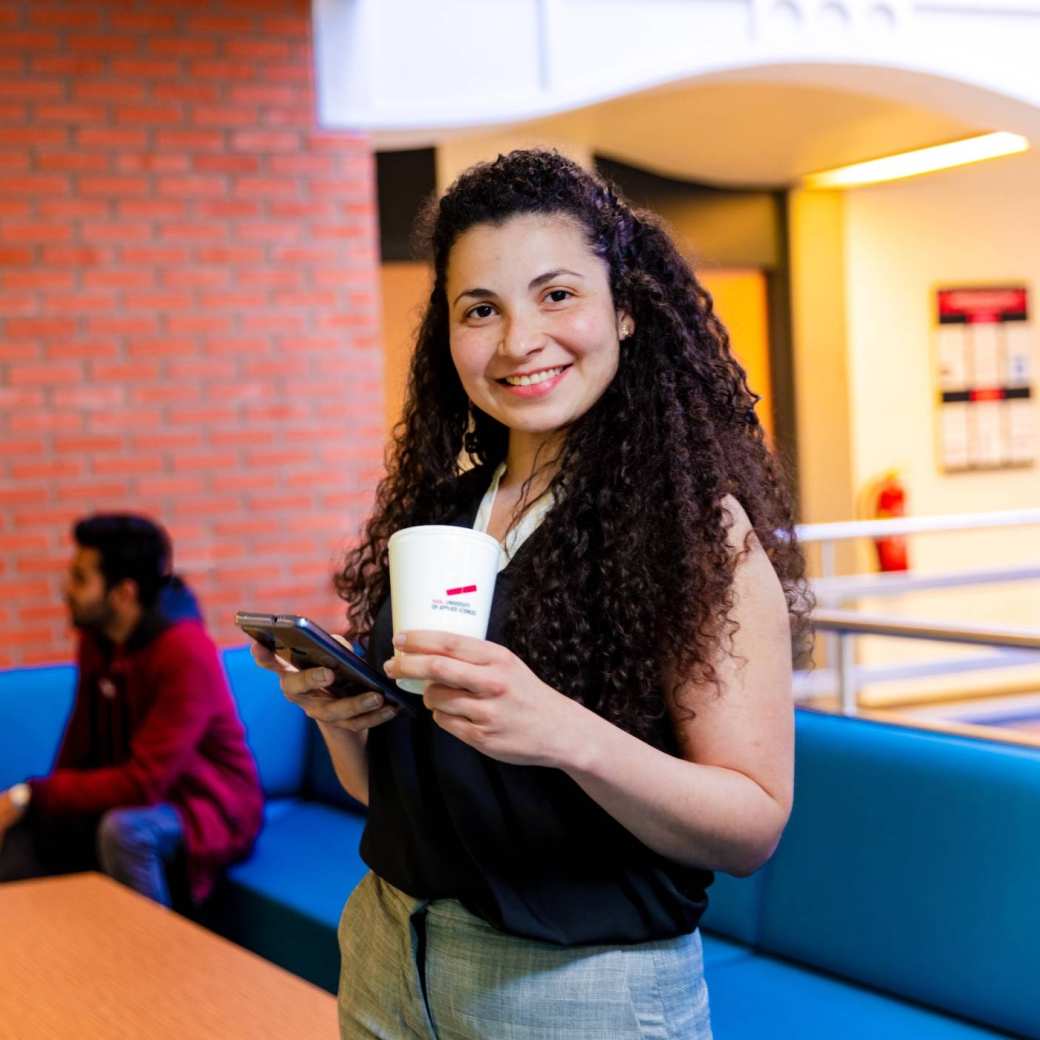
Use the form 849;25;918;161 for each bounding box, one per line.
2;651;1038;1038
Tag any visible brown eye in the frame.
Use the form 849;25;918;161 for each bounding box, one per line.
546;289;572;303
468;304;495;320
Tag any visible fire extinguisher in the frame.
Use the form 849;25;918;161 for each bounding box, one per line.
864;470;910;572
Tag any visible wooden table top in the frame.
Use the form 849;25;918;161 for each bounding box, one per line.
0;872;337;1040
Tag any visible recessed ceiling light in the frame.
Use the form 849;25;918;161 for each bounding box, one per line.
803;132;1029;189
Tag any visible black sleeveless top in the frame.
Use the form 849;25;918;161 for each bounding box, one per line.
360;467;714;946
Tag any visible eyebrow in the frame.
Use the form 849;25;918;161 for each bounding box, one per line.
452;268;585;308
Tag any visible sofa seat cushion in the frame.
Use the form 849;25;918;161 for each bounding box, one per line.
210;799;369;992
707;954;1009;1040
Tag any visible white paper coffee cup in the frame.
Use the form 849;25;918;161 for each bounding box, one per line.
387;525;501;694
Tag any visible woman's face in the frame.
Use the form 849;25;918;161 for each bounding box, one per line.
446;213;631;442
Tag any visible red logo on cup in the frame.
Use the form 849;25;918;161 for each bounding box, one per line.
446;584;477;596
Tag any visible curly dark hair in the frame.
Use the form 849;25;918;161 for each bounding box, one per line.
336;149;811;746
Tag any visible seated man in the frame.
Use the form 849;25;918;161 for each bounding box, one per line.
0;514;263;908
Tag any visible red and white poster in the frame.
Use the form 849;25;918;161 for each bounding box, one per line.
935;286;1035;472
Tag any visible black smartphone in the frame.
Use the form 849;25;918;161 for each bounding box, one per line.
234;611;413;715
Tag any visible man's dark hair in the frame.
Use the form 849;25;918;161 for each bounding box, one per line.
73;514;172;608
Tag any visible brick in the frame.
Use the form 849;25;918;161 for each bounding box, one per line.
0;532;51;557
155;174;226;198
155;128;225;152
82;268;157;291
45;290;120;314
261;15;311;39
0;341;40;361
166;406;237;427
0;578;51;600
151;81;221;104
11;460;84;480
67;35;140;55
116;199;186;220
75;81;147;104
0;220;71;242
35;102;108;124
0;290;39;316
133;432;206;453
226;39;292;61
77;127;149;150
227;84;299;107
130;385;203;405
87;315;159;337
0;101;28;124
258;63;311;86
92;456;166;476
119;245;190;265
0;173;69;196
197;198;260;218
18;604;68;624
33;55;106;77
29;7;102;30
166;358;237;381
126;336;196;357
191;153;259;174
79;221;153;243
52;479;132;501
191;105;259;128
161;267;229;289
48;340;121;361
37;152;110;172
87;409;156;434
0;200;31;220
2;269;75;291
267;154;336;177
51;386;125;410
189;59;260;82
6;360;82;387
171;451;239;472
115;153;191;174
0;245;35;266
110;58;181;80
116;104;184;126
135;475;206;497
122;290;194;311
109;11;177;33
199;289;268;310
0;438;47;460
165;314;231;335
193;244;264;265
150;36;218;58
53;435;125;454
160;222;228;243
0;126;68;147
185;14;256;34
0;485;49;506
235;222;301;244
9;412;83;433
79;174;152;197
231;129;300;153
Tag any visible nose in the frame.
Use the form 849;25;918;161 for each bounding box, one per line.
498;310;545;361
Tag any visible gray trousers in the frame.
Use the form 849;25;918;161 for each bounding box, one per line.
337;872;713;1040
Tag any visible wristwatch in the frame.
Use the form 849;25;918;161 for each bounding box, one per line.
8;782;31;810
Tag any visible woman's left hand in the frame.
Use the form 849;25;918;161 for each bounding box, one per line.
383;631;584;768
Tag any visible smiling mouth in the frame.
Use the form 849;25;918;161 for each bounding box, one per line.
497;364;571;387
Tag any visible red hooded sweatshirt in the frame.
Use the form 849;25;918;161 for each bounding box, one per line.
29;578;264;903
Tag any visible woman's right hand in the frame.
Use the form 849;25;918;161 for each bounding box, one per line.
250;641;399;733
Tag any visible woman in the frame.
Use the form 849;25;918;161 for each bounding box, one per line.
253;150;811;1039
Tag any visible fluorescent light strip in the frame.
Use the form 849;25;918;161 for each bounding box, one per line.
803;132;1029;189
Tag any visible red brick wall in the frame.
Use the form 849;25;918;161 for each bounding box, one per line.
0;0;384;667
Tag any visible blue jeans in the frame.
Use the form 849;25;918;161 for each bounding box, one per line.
95;804;185;907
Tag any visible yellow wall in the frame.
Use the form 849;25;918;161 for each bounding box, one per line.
791;151;1040;700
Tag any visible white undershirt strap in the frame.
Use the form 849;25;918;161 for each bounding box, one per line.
473;462;555;572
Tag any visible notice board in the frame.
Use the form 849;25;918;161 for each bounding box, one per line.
935;286;1035;472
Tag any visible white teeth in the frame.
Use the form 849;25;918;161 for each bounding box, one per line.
504;366;565;387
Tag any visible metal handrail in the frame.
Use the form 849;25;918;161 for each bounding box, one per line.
812;563;1040;600
796;507;1040;543
811;609;1040;715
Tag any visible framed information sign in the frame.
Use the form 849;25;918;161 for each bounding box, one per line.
934;286;1035;472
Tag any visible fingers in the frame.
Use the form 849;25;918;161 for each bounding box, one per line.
393;630;502;666
386;652;493;696
304;690;399;732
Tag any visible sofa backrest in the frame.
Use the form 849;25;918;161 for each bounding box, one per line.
0;664;76;790
221;646;309;799
759;709;1040;1039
